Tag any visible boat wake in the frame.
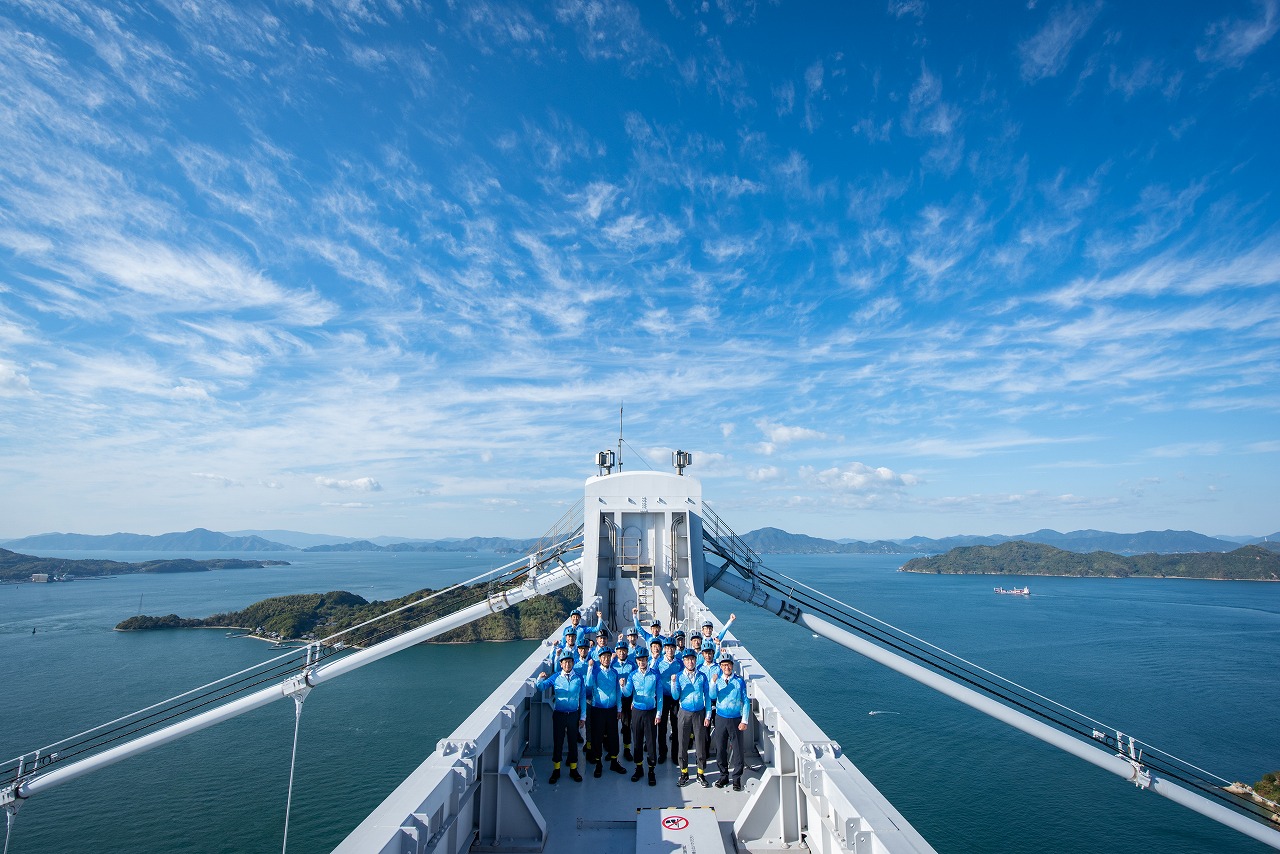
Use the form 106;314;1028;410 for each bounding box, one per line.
867;710;901;716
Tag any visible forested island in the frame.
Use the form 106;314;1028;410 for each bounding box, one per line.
0;547;290;583
115;583;579;646
900;542;1280;580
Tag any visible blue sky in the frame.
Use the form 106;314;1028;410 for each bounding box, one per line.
1;0;1277;542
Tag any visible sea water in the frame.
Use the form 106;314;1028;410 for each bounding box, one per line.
1;551;1277;853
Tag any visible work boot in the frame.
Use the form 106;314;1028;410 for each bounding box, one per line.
657;751;666;765
732;781;743;792
569;767;583;782
631;766;644;782
610;759;627;775
623;746;633;762
677;772;690;787
647;767;657;787
594;761;603;778
714;778;728;788
548;767;560;784
698;773;710;788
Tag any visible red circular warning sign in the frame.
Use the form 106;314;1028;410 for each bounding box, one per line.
662;815;690;831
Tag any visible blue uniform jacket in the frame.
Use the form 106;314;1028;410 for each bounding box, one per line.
673;669;712;717
585;660;622;710
656;655;682;698
536;670;587;717
699;659;720;686
633;617;667;649
709;672;750;719
563;616;605;649
621;667;660;711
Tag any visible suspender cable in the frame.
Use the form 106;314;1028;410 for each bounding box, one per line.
280;687;308;854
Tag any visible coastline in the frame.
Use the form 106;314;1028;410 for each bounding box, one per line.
898;568;1280;581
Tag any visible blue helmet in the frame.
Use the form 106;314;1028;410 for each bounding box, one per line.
682;648;697;658
702;639;717;651
559;651;575;662
719;652;734;664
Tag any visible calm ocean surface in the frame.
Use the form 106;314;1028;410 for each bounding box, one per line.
2;551;1277;853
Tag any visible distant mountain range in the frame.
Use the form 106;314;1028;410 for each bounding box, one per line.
1;528;294;552
4;526;1277;556
742;527;1277;555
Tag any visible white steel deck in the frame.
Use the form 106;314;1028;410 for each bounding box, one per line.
335;610;935;854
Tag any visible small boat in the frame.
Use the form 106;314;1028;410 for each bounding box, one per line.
994;585;1030;596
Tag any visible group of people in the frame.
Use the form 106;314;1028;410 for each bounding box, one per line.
533;607;751;791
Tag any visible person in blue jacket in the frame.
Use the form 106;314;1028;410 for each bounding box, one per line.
584;646;628;777
698;639;719;683
562;607;605;649
619;647;661;786
560;608;584;648
589;630;612;663
698;639;720;739
655;637;681;764
632;607;665;647
613;640;635;761
536;650;587;783
671;648;712;787
710;651;751;791
698;614;736;649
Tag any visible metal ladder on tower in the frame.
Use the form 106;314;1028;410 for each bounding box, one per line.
636;561;656;621
622;534;656;621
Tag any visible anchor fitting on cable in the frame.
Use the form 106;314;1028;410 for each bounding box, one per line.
284;672;313;702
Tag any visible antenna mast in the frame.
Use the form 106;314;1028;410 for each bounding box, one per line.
617;404;624;472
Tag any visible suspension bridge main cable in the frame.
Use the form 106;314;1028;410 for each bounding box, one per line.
4;543;579;785
750;563;1237;789
746;566;1239;797
733;560;1268;821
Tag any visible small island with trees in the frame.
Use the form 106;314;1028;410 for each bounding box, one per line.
0;547;290;583
900;542;1280;580
116;583;579;646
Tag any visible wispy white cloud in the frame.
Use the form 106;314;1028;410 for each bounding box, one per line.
0;360;34;396
192;472;241;487
888;1;927;22
1017;2;1101;83
315;476;383;491
1045;236;1280;307
1196;0;1278;68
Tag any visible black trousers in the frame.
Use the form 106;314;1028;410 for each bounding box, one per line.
551;709;579;765
713;716;745;783
676;708;708;772
630;707;658;767
620;695;633;743
658;695;678;756
587;705;619;762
